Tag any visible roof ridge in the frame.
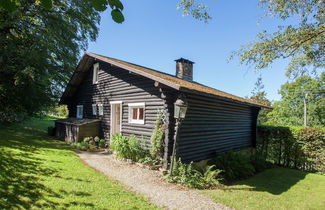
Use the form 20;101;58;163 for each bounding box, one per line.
84;52;270;108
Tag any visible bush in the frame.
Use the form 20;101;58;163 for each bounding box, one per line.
71;141;90;151
208;151;256;181
94;136;100;143
99;139;106;148
166;159;222;189
257;125;325;172
110;134;146;162
150;112;165;160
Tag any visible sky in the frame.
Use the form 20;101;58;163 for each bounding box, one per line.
87;0;298;101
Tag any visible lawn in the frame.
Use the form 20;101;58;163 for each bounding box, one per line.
0;117;157;209
203;167;325;210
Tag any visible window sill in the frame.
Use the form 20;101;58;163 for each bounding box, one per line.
129;120;145;124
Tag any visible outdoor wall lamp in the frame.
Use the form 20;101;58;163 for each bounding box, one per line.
170;96;188;174
174;97;188;119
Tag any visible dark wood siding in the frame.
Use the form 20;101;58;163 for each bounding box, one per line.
66;62;165;148
177;93;260;162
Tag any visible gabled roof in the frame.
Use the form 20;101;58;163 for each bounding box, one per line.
60;52;270;108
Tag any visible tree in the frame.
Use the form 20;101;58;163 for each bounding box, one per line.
266;72;325;127
0;0;125;23
0;0;213;24
0;0;100;122
235;0;324;78
248;76;272;124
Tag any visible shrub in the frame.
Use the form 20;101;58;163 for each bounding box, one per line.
99;139;106;148
83;137;91;143
150;112;165;160
138;156;161;166
110;134;146;162
208;151;256;181
94;136;100;143
71;141;90;151
257;125;325;172
296;128;325;172
166;159;222;189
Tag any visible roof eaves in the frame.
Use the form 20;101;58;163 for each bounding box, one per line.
86;52;181;91
179;87;271;109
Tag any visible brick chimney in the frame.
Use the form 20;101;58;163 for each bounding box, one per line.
175;58;194;81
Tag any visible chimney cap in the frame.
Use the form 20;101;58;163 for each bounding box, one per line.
175;58;195;64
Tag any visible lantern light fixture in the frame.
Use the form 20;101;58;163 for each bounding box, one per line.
174;97;188;119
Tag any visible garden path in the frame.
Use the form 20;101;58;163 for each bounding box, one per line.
77;151;230;210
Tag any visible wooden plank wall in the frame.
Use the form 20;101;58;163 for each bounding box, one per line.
177;93;260;162
67;61;166;148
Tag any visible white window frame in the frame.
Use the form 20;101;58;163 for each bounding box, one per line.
92;104;97;115
76;105;83;119
98;104;103;116
93;63;99;84
128;102;145;124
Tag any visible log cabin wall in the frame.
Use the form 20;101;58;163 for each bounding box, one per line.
66;61;167;148
177;93;260;162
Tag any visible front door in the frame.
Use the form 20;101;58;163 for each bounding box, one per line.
110;102;122;136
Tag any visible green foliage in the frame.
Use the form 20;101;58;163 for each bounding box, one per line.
177;0;212;23
138;156;161;166
71;141;90;151
150;112;165;160
166;159;222;189
257;125;325;172
94;136;100;143
99;139;106;148
48;105;69;118
296;127;325;172
248;76;272;124
110;134;146;162
234;0;324;77
266;73;325;127
0;0;100;122
0;0;125;23
208;151;257;181
0;109;28;124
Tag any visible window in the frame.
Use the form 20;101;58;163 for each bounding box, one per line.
93;63;99;84
92;104;97;115
76;105;83;119
98;104;103;116
128;103;145;124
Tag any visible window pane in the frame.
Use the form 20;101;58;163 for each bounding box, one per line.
98;105;103;115
139;108;144;120
132;108;138;120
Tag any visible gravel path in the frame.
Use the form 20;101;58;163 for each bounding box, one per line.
77;151;230;210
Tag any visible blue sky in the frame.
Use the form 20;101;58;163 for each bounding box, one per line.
88;0;297;101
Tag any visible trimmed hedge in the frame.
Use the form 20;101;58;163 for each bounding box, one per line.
257;126;325;173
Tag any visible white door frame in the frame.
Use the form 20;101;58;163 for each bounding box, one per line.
110;101;122;137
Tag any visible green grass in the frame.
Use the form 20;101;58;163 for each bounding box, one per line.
203;167;325;210
0;117;157;209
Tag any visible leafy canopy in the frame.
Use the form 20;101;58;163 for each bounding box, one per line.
235;0;324;78
0;0;100;122
266;72;325;127
248;76;272;124
0;0;125;23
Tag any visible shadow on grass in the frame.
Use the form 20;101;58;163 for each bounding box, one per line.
0;119;94;209
220;168;307;195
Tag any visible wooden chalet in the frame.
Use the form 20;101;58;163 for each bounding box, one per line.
57;52;268;166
